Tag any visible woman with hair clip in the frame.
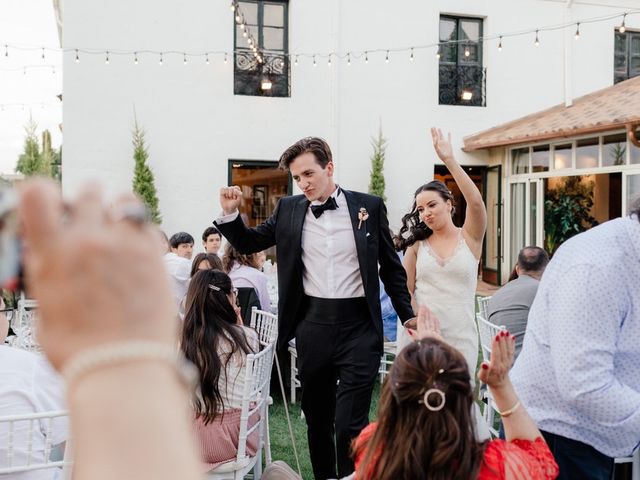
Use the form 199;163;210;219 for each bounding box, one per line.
180;268;259;471
396;128;487;378
190;252;223;277
352;306;559;480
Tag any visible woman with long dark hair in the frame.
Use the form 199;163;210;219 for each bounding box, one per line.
190;252;223;277
223;243;272;313
180;269;258;470
396;129;486;377
353;307;558;480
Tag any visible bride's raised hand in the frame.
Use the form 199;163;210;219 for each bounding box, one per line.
430;127;454;163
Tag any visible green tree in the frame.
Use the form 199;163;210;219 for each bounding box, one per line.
544;176;598;255
15;117;44;176
132;120;162;224
368;127;387;201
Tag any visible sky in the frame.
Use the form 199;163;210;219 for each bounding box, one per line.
0;0;62;175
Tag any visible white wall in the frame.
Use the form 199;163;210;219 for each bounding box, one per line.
61;0;639;243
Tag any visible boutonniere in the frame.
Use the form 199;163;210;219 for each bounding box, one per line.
358;207;369;230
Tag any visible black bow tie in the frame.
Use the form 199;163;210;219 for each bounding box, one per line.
310;196;338;218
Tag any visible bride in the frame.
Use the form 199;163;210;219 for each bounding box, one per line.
396;128;487;378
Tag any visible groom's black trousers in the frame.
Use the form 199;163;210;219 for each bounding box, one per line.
295;296;381;480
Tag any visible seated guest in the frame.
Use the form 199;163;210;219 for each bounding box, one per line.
487;246;549;360
180;269;259;471
223;244;272;313
202;227;222;257
353;306;559;480
0;299;68;479
190;253;223;277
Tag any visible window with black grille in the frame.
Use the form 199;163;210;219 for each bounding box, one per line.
234;0;289;97
438;15;485;107
614;30;640;84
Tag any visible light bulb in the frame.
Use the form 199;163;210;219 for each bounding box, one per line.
574;23;580;40
410;48;414;62
619;14;627;33
385;50;390;63
498;37;503;52
134;52;138;64
313;55;317;67
534;30;540;47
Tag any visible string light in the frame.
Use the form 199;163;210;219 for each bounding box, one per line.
206;53;210;64
75;49;79;63
410;48;414;62
365;51;369;64
436;44;441;59
294;55;298;66
41;47;45;60
534;30;540;46
327;55;332;67
235;14;241;22
385;50;390;63
159;52;163;65
313;55;317;67
464;43;470;57
574;23;580;40
134;51;138;64
224;52;228;64
498;36;503;52
229;2;235;11
347;52;351;66
105;51;109;64
619;13;627;33
183;53;187;65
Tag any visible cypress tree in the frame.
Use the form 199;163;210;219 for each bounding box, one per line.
368;127;387;201
132;120;162;224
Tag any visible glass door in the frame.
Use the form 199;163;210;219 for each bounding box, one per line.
509;178;544;279
482;165;501;284
623;171;640;214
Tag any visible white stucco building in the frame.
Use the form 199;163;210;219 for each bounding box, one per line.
57;0;640;283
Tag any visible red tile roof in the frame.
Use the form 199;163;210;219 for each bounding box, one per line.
463;76;640;151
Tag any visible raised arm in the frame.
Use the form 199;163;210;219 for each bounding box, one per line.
431;128;486;258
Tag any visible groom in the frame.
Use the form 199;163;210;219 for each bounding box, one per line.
214;137;414;479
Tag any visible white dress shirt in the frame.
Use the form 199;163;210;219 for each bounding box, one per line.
511;215;640;458
163;252;191;305
302;188;364;298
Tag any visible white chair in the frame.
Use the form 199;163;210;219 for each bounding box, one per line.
476;295;492;321
288;339;300;405
615;449;640;480
206;342;275;480
476;313;506;438
378;341;397;384
248;307;278;464
0;410;72;479
249;307;278;348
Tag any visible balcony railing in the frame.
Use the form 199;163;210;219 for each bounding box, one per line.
234;49;290;97
439;65;486;107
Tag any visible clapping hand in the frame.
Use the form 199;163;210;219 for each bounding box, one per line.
477;331;515;389
430;128;454;163
407;304;443;341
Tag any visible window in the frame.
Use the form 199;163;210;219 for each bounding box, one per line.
439;15;485;106
614;30;640;84
234;1;289;97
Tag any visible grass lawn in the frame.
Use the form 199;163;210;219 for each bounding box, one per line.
268;383;381;479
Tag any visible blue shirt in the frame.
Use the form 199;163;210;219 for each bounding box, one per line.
511;215;640;458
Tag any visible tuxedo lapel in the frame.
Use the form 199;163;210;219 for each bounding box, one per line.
290;196;309;255
343;190;368;290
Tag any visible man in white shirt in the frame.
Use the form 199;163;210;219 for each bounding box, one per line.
0;303;68;480
511;203;640;480
215;137;414;479
163;232;194;305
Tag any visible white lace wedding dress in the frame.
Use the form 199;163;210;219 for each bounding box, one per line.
397;230;489;439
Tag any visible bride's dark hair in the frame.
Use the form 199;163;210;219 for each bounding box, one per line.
394;181;455;252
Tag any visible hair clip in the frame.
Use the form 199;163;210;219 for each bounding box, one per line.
419;387;446;411
438;368;444;374
208;284;221;291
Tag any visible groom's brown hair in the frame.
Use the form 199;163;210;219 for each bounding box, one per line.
278;137;333;170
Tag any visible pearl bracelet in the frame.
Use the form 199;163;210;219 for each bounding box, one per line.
499;400;521;417
61;341;198;391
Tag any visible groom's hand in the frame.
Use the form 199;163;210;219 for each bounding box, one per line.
219;186;242;215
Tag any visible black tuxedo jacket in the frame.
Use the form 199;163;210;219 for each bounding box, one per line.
215;189;414;350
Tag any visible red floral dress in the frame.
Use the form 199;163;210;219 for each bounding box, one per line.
354;423;559;479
